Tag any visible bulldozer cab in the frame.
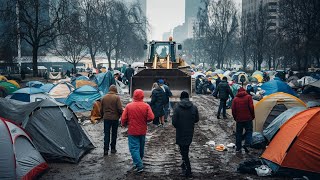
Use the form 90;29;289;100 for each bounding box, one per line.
131;39;191;102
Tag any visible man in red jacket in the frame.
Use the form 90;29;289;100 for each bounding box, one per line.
231;87;255;153
121;89;154;173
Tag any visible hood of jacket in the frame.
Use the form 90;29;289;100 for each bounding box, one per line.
178;99;193;109
108;85;117;94
133;89;144;102
236;87;248;97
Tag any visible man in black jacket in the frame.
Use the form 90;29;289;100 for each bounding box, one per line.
213;76;234;119
172;91;199;178
124;64;135;94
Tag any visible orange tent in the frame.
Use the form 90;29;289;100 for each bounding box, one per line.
262;107;320;174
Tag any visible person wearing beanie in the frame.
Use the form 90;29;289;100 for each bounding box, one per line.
172;91;199;178
158;79;173;122
231;87;255;153
100;85;123;156
213;76;234;119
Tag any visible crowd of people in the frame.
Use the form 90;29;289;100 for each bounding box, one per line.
98;72;258;178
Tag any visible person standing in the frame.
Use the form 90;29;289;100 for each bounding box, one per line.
150;83;166;127
121;89;154;173
158;79;172;122
213;76;234;119
100;85;123;156
124;64;135;93
172;91;199;178
231;87;255;153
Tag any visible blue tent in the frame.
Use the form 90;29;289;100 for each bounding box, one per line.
261;78;297;96
26;81;44;88
65;85;102;112
10;88;51;102
263;107;307;141
90;72;115;94
40;83;54;92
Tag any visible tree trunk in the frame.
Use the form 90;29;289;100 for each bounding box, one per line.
243;51;247;72
115;49;119;68
107;52;112;69
73;63;77;74
303;56;309;72
268;55;272;70
32;46;38;77
317;55;320;68
89;48;97;68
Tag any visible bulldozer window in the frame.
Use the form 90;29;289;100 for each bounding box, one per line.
155;43;169;58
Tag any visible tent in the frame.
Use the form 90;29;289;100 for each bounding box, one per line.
0;117;48;179
232;72;249;84
40;83;55;92
0;81;19;95
10;87;53;102
214;69;224;74
49;72;62;80
0;98;95;163
192;72;206;79
252;71;263;76
26;81;44;88
65;85;102;112
0;75;8;81
253;92;306;132
48;82;74;102
262;107;320;174
90;72;115;94
263;107;307;141
261;78;297;97
7;80;20;88
297;76;317;87
252;74;263;83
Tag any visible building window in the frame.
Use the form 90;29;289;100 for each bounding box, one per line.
268;16;277;20
268;8;277;12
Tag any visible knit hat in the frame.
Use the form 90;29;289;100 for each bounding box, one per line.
180;91;189;99
158;79;164;84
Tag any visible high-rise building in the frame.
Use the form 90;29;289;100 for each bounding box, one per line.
162;31;172;41
242;0;279;30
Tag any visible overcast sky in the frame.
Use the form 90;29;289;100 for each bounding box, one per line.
147;0;242;40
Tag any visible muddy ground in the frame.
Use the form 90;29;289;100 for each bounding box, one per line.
38;93;307;180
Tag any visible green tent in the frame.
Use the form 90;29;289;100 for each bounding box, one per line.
0;81;19;95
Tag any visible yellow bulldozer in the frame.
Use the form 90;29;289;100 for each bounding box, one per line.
131;38;192;101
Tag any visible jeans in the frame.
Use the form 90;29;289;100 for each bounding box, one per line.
236;121;253;150
179;145;191;174
128;135;146;169
217;99;227;117
104;120;119;150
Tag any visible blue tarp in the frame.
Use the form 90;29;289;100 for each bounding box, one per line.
65;85;102;112
91;72;115;94
13;87;45;94
26;81;44;88
261;79;297;96
40;83;54;92
263;107;307;141
10;88;47;102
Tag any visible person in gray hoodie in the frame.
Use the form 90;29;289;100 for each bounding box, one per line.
172;91;199;178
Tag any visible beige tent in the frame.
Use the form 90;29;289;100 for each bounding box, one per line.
253;92;306;132
49;82;75;99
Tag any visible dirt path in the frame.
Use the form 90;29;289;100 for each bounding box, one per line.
41;94;288;180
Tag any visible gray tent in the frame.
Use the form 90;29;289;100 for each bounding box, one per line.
0;98;95;163
263;107;307;141
0;117;48;179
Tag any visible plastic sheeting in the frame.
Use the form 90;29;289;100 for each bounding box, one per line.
91;72;115;94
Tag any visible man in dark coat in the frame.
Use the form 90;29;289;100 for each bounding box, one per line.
150;83;166;126
213;76;234;119
232;87;255;153
124;64;135;93
172;91;199;178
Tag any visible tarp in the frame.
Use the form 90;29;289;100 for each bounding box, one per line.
90;100;101;124
253;92;306;132
65;85;102;112
0;98;95;163
261;79;297;97
71;76;89;87
309;80;320;88
262;108;320;174
26;81;44;88
0;117;48;179
263;107;307;141
91;72;115;94
297;76;317;86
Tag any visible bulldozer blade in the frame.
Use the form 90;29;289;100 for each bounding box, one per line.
131;69;192;102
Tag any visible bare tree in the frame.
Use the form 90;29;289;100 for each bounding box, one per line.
13;0;68;76
239;13;251;71
198;0;238;69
